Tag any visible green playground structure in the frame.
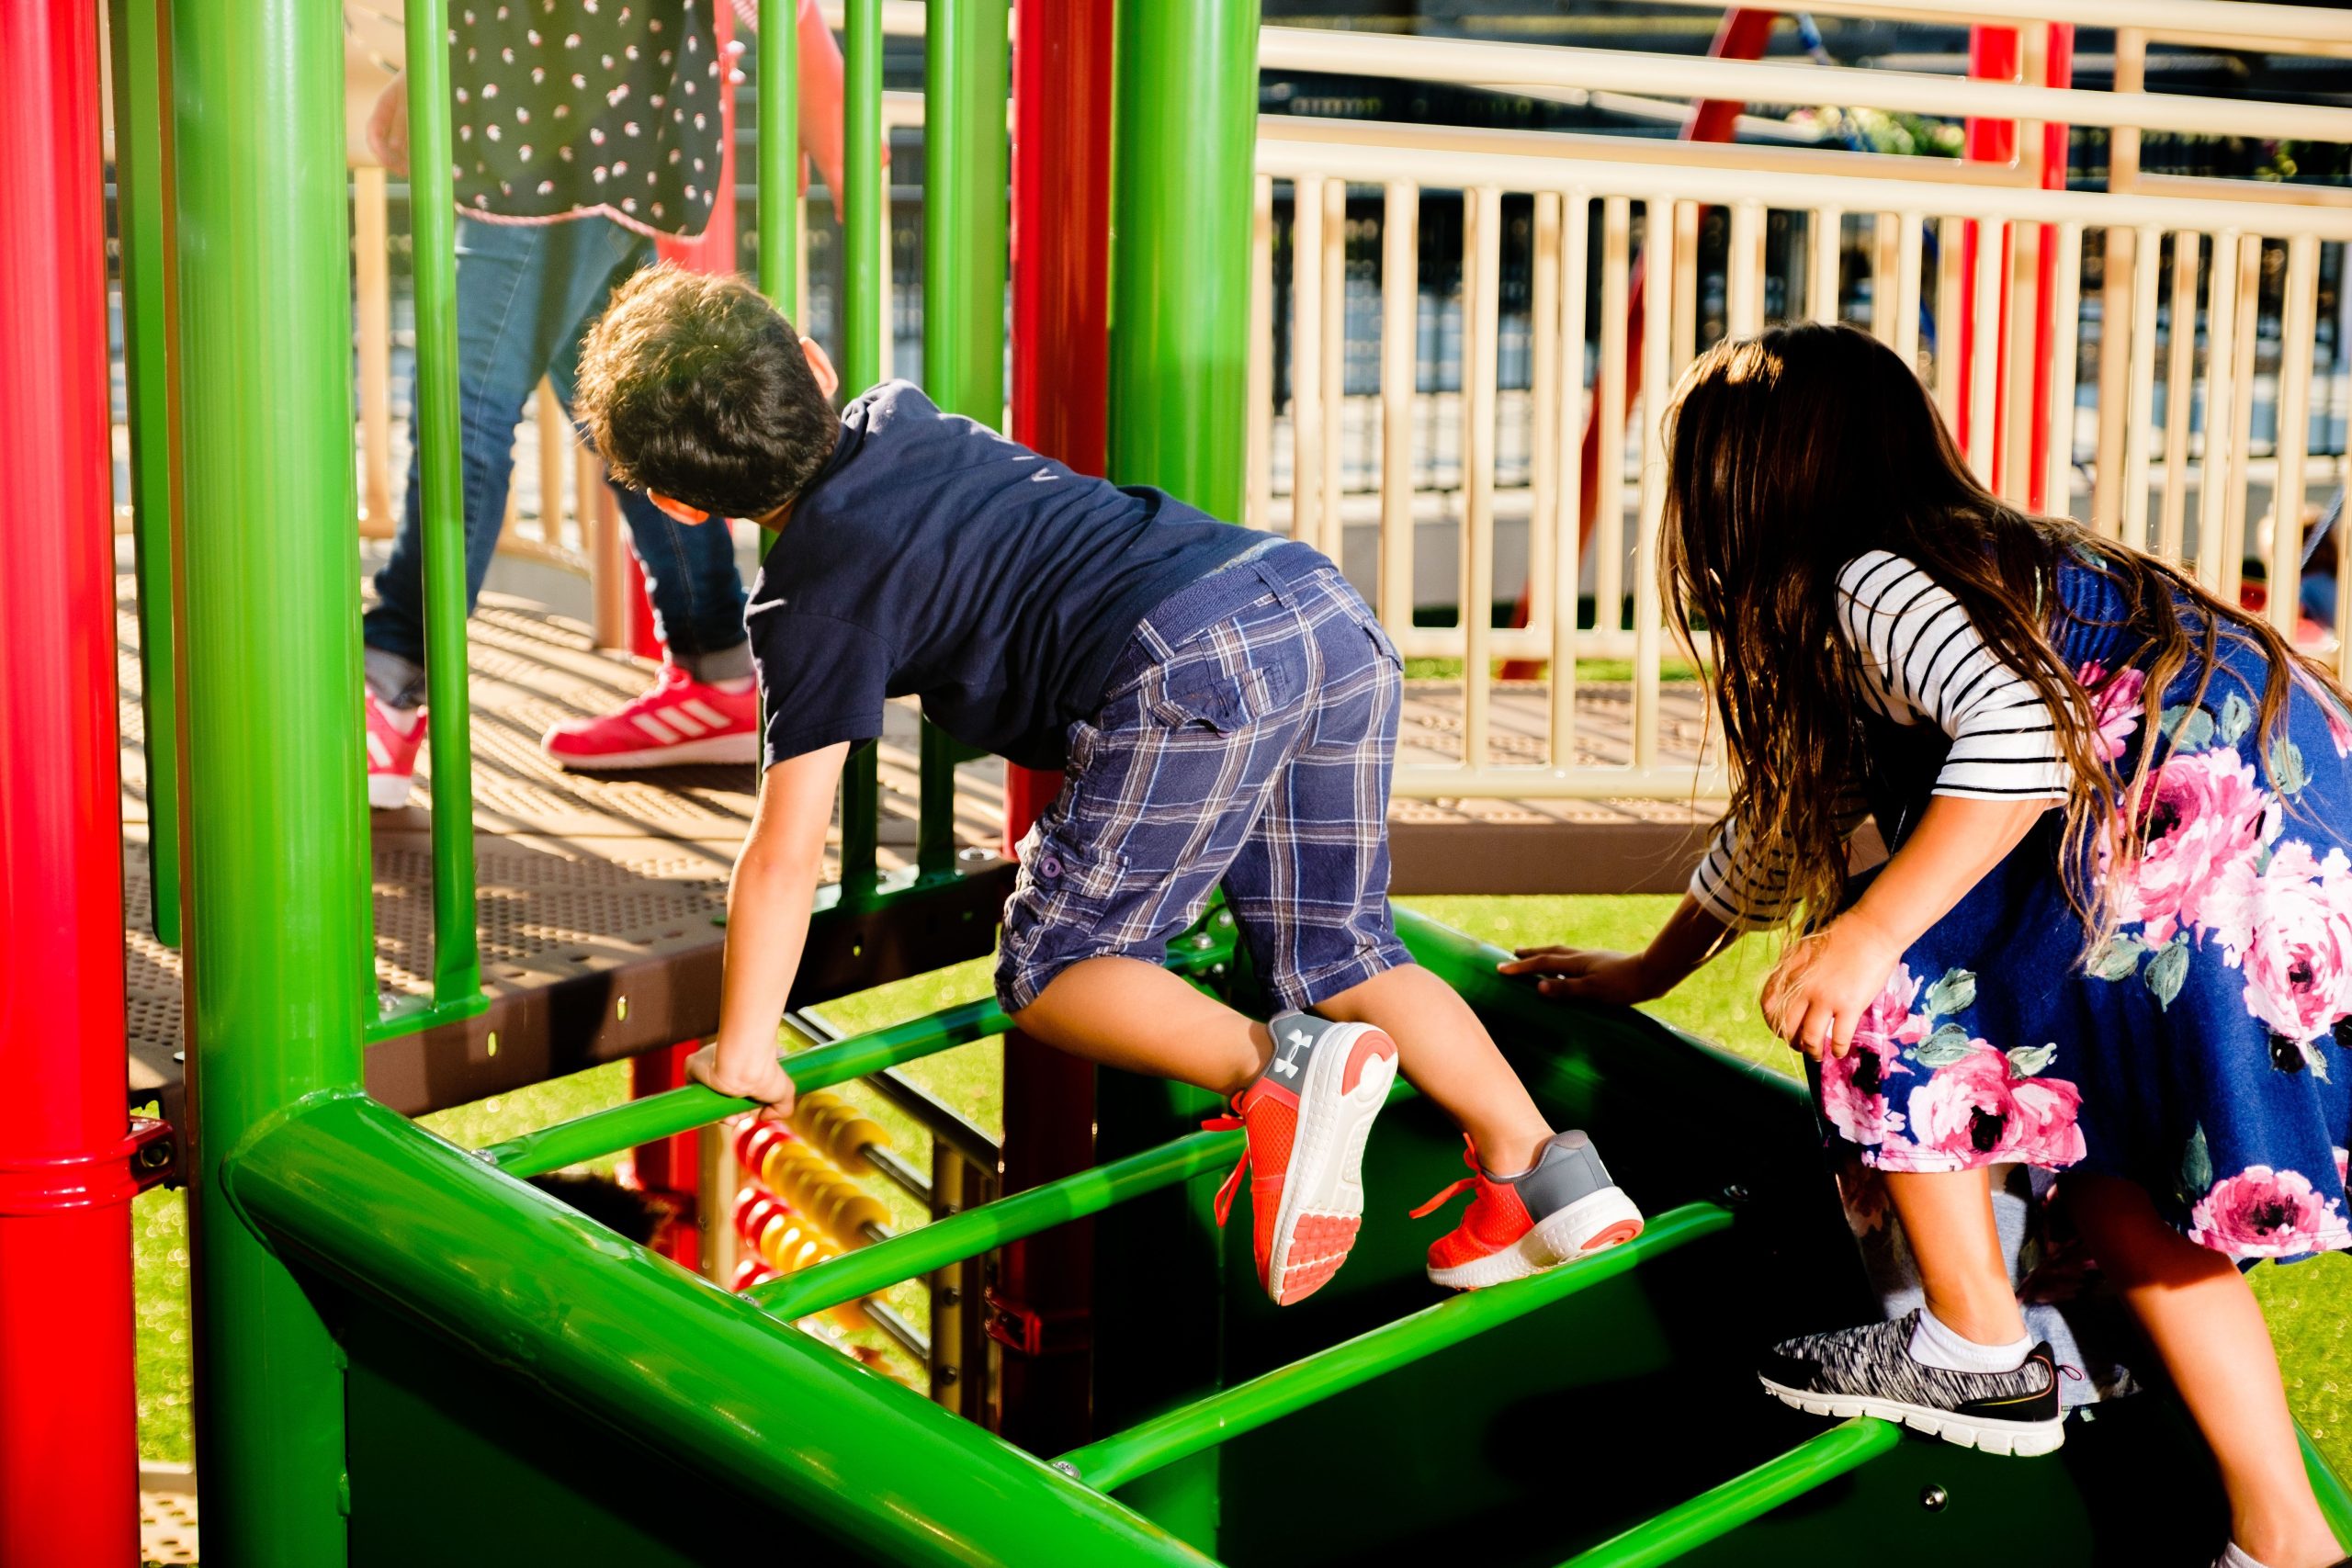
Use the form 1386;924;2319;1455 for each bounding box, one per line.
12;0;2352;1562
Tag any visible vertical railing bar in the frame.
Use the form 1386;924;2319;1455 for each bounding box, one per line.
758;0;801;344
1378;179;1418;629
1727;198;1763;338
1966;218;2004;486
2195;228;2240;589
1634;191;1673;772
1529;191;1563;649
1893;211;1924;373
1553;191;1590;769
2158;231;2200;562
1871;209;1901;348
405;0;482;1009
1669;198;1699;380
2122;225;2163;551
355;166;395;536
2269;233;2321;638
1596;196;1630;638
1319;176;1348;564
1462;185;1501;779
839;0;885;892
1247;174;1275;533
2221;234;2261;600
1809;206;1842;327
534;383;567;548
1290;175;1325;547
876;161;896;383
1933;214;1964;435
2044;222;2085;527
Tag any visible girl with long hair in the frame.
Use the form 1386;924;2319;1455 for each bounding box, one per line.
1511;322;2349;1568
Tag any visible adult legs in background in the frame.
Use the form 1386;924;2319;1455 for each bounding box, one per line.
2065;1173;2341;1568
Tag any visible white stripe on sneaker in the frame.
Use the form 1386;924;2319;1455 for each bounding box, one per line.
680;697;731;730
632;712;680;744
658;705;707;739
367;732;390;768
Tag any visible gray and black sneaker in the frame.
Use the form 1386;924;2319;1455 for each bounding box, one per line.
1758;1310;2064;1456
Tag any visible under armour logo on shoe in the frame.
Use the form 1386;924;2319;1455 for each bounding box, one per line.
1272;1027;1312;1078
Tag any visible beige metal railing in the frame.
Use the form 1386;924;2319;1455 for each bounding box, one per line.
1250;127;2352;802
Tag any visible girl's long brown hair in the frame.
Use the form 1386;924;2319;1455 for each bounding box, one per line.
1661;321;2337;939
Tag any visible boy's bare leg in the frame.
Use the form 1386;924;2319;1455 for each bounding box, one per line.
1013;956;1274;1097
1881;1168;2031;1346
1317;964;1554;1174
1012;960;1554;1172
2066;1173;2341;1568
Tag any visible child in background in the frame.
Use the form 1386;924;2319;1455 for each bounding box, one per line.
571;266;1646;1306
1512;322;2349;1568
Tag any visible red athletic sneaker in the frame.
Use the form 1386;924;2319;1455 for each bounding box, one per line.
1204;1012;1399;1306
541;662;760;771
366;688;427;810
1414;1131;1645;1291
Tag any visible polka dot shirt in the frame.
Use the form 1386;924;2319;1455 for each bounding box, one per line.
447;0;727;237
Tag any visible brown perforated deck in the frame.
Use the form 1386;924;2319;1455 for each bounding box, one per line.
119;572;1719;1114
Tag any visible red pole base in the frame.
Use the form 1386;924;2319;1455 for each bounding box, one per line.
0;1208;140;1566
628;1044;704;1269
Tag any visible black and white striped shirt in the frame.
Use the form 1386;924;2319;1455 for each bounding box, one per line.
1689;550;2069;930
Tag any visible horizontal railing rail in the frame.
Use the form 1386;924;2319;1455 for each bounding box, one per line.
1055;1201;1737;1493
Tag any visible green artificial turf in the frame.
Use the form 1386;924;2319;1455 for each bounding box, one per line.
131;897;2352;1488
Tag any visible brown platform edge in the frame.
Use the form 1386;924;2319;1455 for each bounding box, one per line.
361;862;1018;1119
1388;818;1715;897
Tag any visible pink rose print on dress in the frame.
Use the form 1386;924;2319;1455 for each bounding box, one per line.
2079;660;2148;762
2104;748;2275;942
2187;1165;2352;1258
1821;964;1926;1146
1883;1042;2086;1172
2204;840;2352;1046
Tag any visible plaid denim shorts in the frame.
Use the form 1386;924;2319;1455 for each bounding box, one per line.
997;544;1413;1014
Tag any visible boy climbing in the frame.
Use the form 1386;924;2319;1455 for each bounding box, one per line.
572;265;1645;1304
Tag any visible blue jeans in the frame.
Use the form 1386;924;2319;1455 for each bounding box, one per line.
365;216;747;674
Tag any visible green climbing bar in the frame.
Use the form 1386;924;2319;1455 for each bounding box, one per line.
404;0;482;1014
482;998;1011;1178
1057;1202;1736;1493
1556;1418;1901;1568
755;0;799;312
752;1128;1240;1320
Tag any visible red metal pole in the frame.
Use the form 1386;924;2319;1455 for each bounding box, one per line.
0;2;144;1560
995;0;1114;1451
626;1045;704;1268
1501;6;1772;676
2027;25;2075;512
1958;26;2020;466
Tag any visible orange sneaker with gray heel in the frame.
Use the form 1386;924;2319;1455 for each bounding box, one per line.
1204;1011;1399;1306
1415;1131;1645;1290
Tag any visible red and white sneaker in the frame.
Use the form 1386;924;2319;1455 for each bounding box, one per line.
1414;1131;1645;1291
366;688;427;810
541;661;760;771
1204;1011;1399;1306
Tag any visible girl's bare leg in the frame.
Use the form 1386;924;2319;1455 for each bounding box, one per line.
2066;1172;2341;1568
1882;1168;2031;1345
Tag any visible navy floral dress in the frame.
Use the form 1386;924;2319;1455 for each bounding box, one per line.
1822;550;2352;1265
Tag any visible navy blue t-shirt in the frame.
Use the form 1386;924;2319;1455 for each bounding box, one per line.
747;381;1265;771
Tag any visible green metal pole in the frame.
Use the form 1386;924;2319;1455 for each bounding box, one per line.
915;0;1011;876
107;0;182;950
756;0;799;312
754;1128;1237;1319
837;0;885;892
170;0;370;1551
406;0;482;1010
1057;1202;1736;1492
1555;1418;1901;1568
1107;0;1261;521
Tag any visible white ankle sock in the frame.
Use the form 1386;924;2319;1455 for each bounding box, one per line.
1907;1304;2032;1374
709;675;754;694
2215;1543;2273;1568
377;699;424;736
